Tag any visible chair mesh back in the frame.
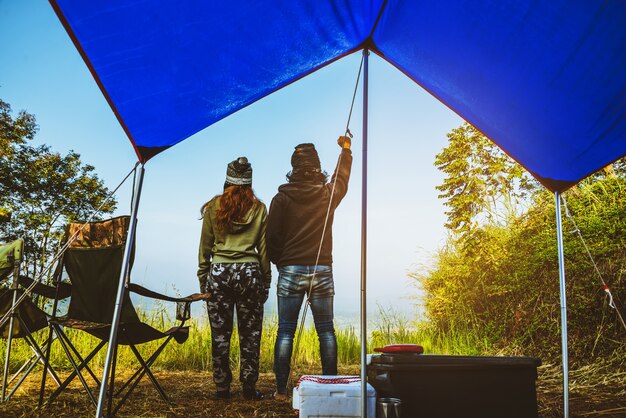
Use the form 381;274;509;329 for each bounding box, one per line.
0;240;23;282
0;290;48;338
63;216;140;324
0;239;45;337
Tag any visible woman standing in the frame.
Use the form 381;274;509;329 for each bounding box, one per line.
197;157;270;400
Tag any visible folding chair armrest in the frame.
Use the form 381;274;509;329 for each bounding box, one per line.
127;283;210;303
18;275;72;299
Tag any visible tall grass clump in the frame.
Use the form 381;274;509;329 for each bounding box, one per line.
1;303;497;376
416;171;626;364
370;306;491;356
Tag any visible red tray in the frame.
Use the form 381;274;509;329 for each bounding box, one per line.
373;344;424;354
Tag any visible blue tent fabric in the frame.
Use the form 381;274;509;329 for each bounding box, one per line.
51;0;626;192
372;0;626;191
51;0;382;161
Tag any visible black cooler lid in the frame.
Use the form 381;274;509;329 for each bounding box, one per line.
370;354;541;368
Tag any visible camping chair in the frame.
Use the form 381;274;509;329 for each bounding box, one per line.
0;239;71;402
44;216;208;415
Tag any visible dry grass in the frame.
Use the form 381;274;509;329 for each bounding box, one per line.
536;361;626;418
0;370;296;418
1;310;623;417
0;363;624;417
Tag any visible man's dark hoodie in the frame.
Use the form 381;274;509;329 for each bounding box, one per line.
267;147;352;267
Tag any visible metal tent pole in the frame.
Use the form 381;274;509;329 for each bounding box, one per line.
360;47;369;418
555;192;569;418
95;164;145;418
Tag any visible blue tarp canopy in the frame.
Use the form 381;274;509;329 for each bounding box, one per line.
51;0;626;192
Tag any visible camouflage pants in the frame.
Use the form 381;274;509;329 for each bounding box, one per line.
205;262;265;391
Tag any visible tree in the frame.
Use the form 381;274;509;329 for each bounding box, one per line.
0;98;38;155
417;122;626;362
0;98;116;279
1;98;38;220
434;123;536;250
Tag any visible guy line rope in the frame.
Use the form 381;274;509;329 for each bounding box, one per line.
286;54;365;389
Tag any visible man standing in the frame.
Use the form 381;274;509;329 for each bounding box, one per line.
267;137;352;399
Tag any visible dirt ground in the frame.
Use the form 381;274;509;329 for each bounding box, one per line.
0;365;624;417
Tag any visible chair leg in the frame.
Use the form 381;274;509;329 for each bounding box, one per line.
2;316;62;403
52;327;98;407
106;342;118;417
3;322;58;402
1;308;16;402
4;354;37;402
129;343;170;402
38;323;56;407
36;333;62;386
112;337;173;415
61;328;101;385
8;351;38;385
114;335;169;397
46;327;106;407
21;322;62;385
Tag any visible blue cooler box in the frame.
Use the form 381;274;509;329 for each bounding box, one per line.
367;354;541;418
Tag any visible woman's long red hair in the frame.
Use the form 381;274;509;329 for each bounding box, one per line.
202;186;258;232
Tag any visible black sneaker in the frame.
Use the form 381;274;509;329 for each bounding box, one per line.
214;389;231;400
273;390;289;401
242;388;264;400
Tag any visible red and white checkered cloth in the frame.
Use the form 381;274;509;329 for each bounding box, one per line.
296;375;362;388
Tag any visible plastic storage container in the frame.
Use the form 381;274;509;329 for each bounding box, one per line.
368;354;541;418
293;375;376;418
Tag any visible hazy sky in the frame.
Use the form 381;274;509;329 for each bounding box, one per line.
1;1;464;322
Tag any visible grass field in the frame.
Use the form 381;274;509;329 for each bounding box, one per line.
0;305;494;374
0;307;624;417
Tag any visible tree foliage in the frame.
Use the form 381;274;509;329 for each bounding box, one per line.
434;123;537;251
0;98;116;278
417;123;626;363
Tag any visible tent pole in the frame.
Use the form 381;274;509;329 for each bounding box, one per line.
95;164;145;418
360;47;369;418
554;192;569;418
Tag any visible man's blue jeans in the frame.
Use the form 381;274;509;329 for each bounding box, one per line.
274;265;337;393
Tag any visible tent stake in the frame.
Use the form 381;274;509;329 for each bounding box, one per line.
555;192;569;418
360;47;369;418
95;164;145;418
